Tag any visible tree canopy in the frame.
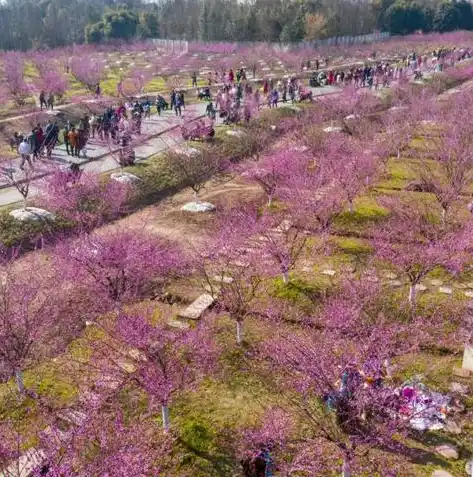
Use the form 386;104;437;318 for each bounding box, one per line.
0;0;472;50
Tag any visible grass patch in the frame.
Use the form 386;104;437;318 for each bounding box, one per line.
334;195;389;233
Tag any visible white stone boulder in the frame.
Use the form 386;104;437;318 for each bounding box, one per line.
323;126;344;133
181;201;216;213
110;171;140;184
226;129;246;138
10;207;55;222
172;146;200;157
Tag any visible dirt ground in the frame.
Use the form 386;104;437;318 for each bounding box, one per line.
109;173;263;251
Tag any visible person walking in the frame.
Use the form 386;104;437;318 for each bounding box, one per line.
191;72;197;88
174;94;182;117
45;121;59;158
63;124;71;155
68;126;79;157
39;91;47;110
18;137;32;170
47;93;54;110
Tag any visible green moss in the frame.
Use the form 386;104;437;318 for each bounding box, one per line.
271;275;330;310
335;196;389;233
330;236;372;255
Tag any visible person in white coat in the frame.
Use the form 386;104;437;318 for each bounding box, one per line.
18;137;32;170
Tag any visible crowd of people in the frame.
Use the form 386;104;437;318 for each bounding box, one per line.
9;45;473;172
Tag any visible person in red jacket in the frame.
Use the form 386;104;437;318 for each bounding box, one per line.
228;68;234;83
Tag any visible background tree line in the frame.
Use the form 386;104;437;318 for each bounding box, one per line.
0;0;472;51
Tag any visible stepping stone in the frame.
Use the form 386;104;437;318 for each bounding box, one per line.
178;293;215;320
168;319;191;330
453;367;471;378
450;382;469;394
323;126;343;133
117;358;137;374
444;419;462;435
466;283;473;289
42;425;70;445
430;279;443;286
1;448;47;477
415;284;428;291
302;266;313;272
366;276;379;283
321;269;336;277
57;409;87;427
78;390;101;406
212;275;233;284
432;471;455;477
128;348;146;361
435;443;459;460
465;291;473;298
388;280;402;287
384;272;398;279
96;375;121;390
439;287;453;295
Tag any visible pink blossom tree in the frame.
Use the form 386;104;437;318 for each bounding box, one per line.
121;67;153;98
70;56;106;92
35;170;133;230
53;228;185;311
321;136;378;213
92;311;217;431
372;197;466;307
198;244;265;345
0;250;59;395
34;407;173;476
2;52;31;106
254;324;419;476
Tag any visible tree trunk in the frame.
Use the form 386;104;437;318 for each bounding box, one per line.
397;148;401;159
348;200;354;214
342;456;351;477
408;283;416;307
267;195;272;207
162;404;170;432
441;206;447;227
236;320;243;345
23;196;28;211
383;358;392;378
282;270;289;284
15;369;25;395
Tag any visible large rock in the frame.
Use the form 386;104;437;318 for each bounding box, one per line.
435;444;459;460
110;171;140;184
9;207;55;222
181;201;216;213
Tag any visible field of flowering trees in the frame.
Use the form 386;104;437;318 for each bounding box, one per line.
3;33;473;477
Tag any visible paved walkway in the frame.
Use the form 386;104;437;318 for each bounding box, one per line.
0;103;207;204
0;85;345;207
